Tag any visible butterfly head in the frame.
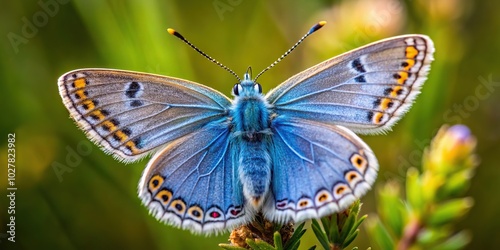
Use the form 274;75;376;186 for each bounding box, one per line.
232;67;262;97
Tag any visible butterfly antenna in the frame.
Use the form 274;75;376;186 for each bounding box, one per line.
254;21;326;81
168;28;241;82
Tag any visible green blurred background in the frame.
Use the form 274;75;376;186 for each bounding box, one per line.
1;0;499;249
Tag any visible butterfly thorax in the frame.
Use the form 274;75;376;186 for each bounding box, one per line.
230;73;272;209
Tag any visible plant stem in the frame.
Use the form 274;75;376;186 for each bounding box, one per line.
397;218;422;250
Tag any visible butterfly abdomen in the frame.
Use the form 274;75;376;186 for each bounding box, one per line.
237;140;271;208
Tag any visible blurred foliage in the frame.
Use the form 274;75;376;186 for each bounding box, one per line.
0;0;499;249
366;125;477;250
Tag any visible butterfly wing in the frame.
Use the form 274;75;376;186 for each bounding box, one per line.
264;116;378;223
138;122;250;234
58;69;231;162
266;35;434;134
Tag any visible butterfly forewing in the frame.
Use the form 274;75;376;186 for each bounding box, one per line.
58;69;232;162
266;35;434;134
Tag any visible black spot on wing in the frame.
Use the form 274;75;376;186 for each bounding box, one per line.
351;58;366;73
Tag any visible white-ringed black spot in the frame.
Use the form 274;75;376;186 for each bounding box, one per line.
352;58;366;73
125;81;141;98
354;75;366;82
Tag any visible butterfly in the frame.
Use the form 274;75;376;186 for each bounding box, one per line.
58;21;434;234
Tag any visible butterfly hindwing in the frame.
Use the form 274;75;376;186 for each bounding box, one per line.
266;35;434;134
138;121;251;234
264;116;378;223
58;69;231;162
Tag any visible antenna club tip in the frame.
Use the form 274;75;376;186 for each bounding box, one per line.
308;21;326;34
167;28;185;39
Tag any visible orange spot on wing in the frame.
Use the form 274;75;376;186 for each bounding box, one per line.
187;205;203;220
170;199;186;214
380;98;392;110
75;90;87;99
373;112;384;124
149;175;164;192
391;86;403;97
404;59;415;71
156;189;172;205
81;100;95;110
336;186;345;195
74;78;86;88
114;130;128;142
406;46;419;59
125;140;138;154
397;71;409;84
90;110;105;121
102;120;116;131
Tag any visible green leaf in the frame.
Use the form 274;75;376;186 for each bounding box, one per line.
378;182;405;237
321;216;331;238
329;215;340;242
350;215;367;236
365;217;394;250
438;169;473;199
218;243;248;250
427;198;473;227
284;222;306;250
339;211;356;242
274;231;283;250
312;219;330;250
406;167;424;213
342;229;359;248
416;228;449;245
429;231;471;250
246;239;275;250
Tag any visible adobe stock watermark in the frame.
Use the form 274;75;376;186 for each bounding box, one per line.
51;140;93;182
213;0;243;21
7;0;70;54
388;74;499;182
443;74;500;123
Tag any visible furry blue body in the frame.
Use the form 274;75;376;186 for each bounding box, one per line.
230;72;272;207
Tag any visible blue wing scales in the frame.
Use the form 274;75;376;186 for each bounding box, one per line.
138;121;251;234
264;116;378;223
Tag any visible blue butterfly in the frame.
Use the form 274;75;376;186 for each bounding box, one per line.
58;21;434;234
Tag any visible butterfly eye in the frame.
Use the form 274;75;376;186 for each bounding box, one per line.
233;84;243;96
254;83;262;93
